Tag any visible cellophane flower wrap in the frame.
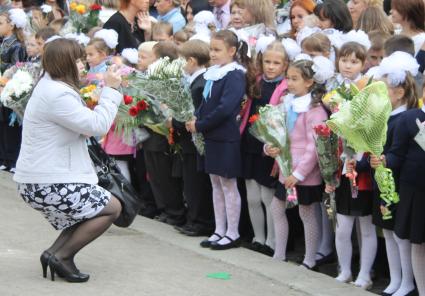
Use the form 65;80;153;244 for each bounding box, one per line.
115;92;169;139
313;123;340;227
80;84;100;110
326;81;398;220
0;62;41;121
61;2;101;34
249;104;297;204
123;57;205;154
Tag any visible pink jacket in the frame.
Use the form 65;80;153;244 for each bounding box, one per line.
279;105;328;186
102;123;135;156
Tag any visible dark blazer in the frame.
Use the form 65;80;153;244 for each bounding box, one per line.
103;12;145;53
0;34;26;74
386;108;425;189
195;69;246;142
172;74;206;154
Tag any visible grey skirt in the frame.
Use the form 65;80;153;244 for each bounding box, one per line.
18;183;111;230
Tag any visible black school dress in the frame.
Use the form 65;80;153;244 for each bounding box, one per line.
386;108;425;244
241;79;279;188
336;155;374;216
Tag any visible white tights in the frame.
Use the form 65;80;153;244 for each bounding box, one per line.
245;180;275;248
299;202;321;268
208;175;241;245
271;197;288;260
116;160;131;181
412;243;425;296
335;214;377;285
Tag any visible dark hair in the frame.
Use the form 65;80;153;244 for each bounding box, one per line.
184;1;193;22
338;42;367;64
153;41;179;60
289;59;327;106
35;27;56;41
313;0;352;33
211;29;257;98
392;0;425;32
384;35;415;56
42;38;85;91
179;39;210;66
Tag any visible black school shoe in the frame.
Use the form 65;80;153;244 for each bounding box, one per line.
315;251;336;266
177;224;213;237
210;236;241;250
260;244;275;257
200;233;222;248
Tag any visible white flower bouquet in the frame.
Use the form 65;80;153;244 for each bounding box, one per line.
0;63;41;120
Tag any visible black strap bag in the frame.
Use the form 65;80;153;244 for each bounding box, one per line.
88;137;142;228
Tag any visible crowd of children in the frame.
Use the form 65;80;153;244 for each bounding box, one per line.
0;0;425;294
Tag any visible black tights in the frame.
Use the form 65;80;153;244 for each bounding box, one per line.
47;196;122;272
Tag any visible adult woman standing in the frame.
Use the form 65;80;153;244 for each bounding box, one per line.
391;0;425;56
347;0;382;28
14;38;123;283
103;0;152;53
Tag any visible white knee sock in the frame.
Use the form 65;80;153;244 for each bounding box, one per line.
261;185;275;249
271;197;288;260
335;214;355;282
246;180;266;244
116;160;131;181
316;202;334;259
299;203;320;268
412;243;425;296
209;174;227;241
355;215;377;286
218;177;241;244
382;229;402;294
393;235;415;296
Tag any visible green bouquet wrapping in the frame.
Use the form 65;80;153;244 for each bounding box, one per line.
326;81;399;220
249;104;297;205
123;58;205;154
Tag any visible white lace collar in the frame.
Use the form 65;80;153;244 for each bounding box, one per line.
204;62;246;81
285;93;312;113
336;73;361;86
390;104;407;116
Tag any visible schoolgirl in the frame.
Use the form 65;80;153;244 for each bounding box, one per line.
186;30;254;250
370;52;420;296
265;55;334;266
240;39;289;255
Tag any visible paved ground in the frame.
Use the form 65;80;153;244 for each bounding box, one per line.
0;171;375;296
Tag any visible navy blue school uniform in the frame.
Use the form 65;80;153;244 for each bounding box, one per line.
336;155;374;216
386;108;425;244
241;79;279;188
171;74;214;230
195;69;246;178
372;111;403;230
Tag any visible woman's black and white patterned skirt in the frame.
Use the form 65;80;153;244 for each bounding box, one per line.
18;183;111;230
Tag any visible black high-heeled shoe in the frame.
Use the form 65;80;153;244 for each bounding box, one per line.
40;251;50;278
48;255;90;283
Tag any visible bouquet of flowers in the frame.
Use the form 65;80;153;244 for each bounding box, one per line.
249;104;297;206
80;84;99;109
124;57;205;154
62;2;101;34
326;81;398;220
313;123;340;228
115;93;169;139
0;62;41;121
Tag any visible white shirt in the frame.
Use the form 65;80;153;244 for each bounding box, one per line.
188;68;206;86
14;74;122;184
390;104;407;116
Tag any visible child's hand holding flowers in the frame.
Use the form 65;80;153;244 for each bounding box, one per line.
264;144;280;158
370;154;386;169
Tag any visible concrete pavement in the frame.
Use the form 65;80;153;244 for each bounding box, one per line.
0;171;374;296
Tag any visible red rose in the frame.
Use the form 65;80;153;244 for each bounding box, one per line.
123;95;133;105
137;100;149;111
248;114;260;124
128;106;139;117
90;4;102;11
314;124;331;137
